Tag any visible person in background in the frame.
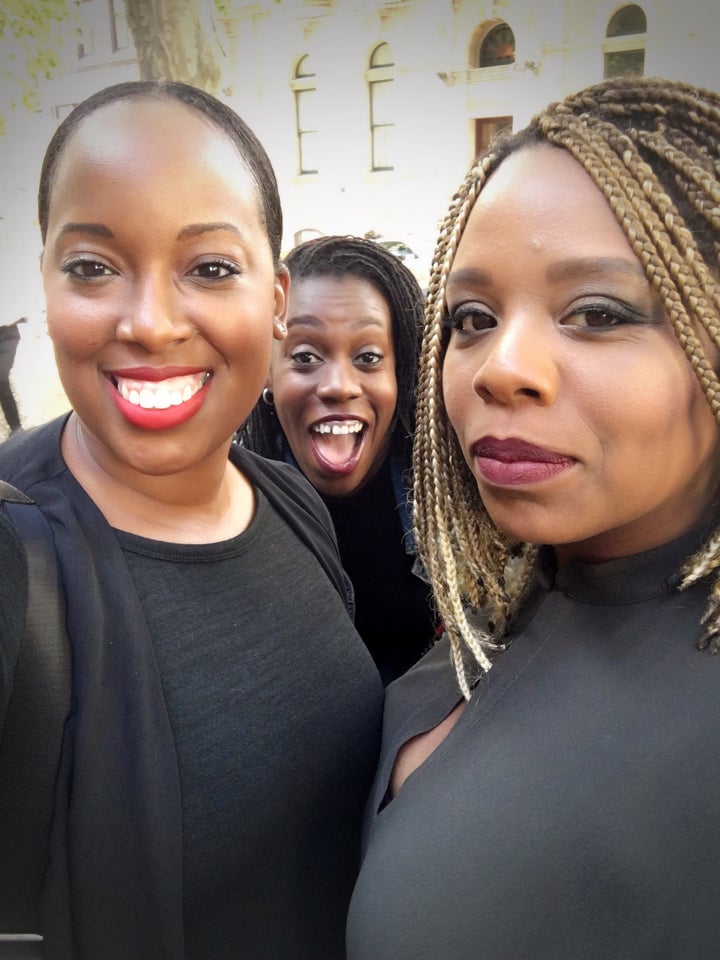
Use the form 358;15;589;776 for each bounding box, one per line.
0;316;26;435
0;80;382;960
240;235;438;684
346;76;720;959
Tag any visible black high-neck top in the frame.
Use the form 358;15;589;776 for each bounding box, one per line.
348;526;720;960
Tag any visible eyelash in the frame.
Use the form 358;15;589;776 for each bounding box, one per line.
443;305;495;334
60;257;241;284
192;259;240;280
289;351;384;366
443;299;648;334
290;351;319;365
561;300;643;328
60;257;113;281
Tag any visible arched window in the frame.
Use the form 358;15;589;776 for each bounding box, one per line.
607;4;647;36
291;55;319;175
479;23;516;68
368;42;395;171
604;4;647;78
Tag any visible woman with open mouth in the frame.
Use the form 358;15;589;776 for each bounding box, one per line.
0;81;383;960
347;76;720;959
240;235;439;685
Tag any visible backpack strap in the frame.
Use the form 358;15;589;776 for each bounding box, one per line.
0;481;70;937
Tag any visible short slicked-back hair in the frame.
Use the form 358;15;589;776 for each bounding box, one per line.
38;80;283;264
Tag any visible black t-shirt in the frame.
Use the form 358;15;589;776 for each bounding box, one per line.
322;458;436;684
118;490;383;960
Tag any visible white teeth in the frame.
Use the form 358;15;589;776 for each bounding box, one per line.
116;373;210;409
312;420;364;435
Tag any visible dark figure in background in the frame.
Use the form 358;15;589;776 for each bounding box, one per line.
240;235;439;684
0;317;25;434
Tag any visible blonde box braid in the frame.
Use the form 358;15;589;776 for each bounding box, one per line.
413;77;720;697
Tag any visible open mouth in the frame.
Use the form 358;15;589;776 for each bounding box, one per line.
309;418;366;474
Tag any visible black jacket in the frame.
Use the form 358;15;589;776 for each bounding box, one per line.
0;416;356;959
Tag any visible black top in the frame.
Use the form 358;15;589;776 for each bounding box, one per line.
347;527;720;960
322;457;436;684
0;417;383;960
119;491;380;959
0;504;26;720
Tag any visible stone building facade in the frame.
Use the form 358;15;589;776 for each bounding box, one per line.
5;0;720;273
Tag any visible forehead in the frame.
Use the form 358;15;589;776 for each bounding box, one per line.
49;97;258;212
287;275;394;342
290;274;390;313
451;144;638;271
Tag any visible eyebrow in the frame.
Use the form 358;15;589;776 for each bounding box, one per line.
56;221;243;241
287;314;387;331
57;222;113;239
446;266;492;289
545;256;647;283
177;222;243;241
447;257;647;291
287;315;325;330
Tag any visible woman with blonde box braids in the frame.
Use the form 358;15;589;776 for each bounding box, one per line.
346;77;720;960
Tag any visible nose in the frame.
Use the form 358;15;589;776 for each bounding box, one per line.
471;317;559;406
316;357;362;402
116;274;193;351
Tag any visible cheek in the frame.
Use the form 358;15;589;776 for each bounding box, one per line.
272;376;311;442
591;354;717;475
221;310;274;363
381;376;399;421
44;286;110;359
272;370;309;415
441;351;470;433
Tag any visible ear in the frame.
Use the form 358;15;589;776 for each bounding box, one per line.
273;263;290;341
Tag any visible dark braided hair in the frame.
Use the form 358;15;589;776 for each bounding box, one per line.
240;234;425;468
38;80;284;264
413;76;720;697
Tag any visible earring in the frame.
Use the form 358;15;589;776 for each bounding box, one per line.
262;388;275;407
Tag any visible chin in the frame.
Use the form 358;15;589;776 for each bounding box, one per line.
315;477;362;498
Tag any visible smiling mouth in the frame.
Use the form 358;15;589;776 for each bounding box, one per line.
112;372;211;409
309;419;366;473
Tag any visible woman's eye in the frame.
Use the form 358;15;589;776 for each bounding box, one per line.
191;260;239;280
356;351;383;365
562;302;640;329
61;258;113;280
290;350;321;365
444;305;496;333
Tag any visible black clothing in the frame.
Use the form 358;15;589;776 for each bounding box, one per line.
0;504;26;715
0;417;383;960
322;457;436;685
118;493;376;959
0;322;22;433
347;527;720;960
